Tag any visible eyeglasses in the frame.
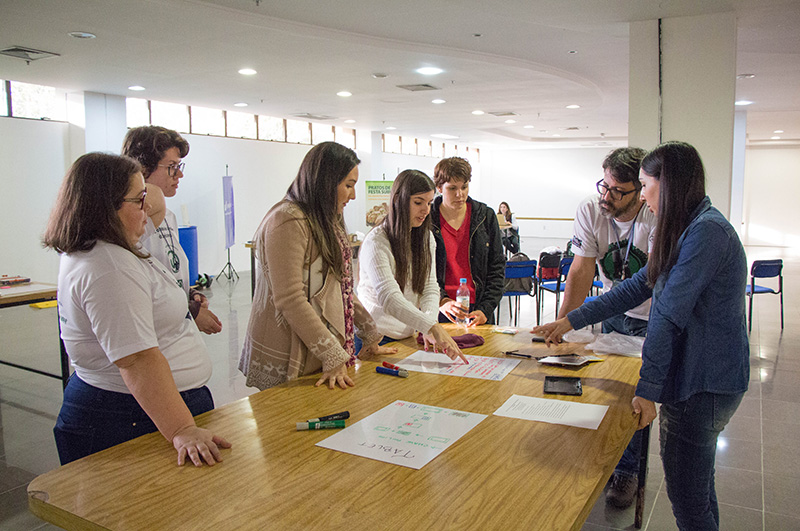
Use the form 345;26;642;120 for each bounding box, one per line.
122;189;148;210
158;162;185;177
596;179;638;201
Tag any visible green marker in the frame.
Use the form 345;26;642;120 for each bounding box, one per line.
296;420;346;431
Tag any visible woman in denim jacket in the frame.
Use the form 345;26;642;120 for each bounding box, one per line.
534;141;748;530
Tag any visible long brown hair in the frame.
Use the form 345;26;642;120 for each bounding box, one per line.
642;141;706;285
498;201;512;223
286;142;360;278
43;153;146;257
383;170;434;294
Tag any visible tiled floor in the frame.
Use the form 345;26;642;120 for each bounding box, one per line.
1;245;797;530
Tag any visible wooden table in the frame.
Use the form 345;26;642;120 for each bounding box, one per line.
0;281;70;388
28;326;644;530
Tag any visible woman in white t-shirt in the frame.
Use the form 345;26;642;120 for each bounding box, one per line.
357;170;465;362
43;153;230;466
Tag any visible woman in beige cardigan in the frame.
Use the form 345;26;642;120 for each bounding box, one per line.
240;142;395;390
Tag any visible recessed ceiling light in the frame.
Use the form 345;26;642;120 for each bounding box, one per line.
238;68;257;76
566;104;581;109
234;102;248;107
737;73;756;79
505;119;516;124
552;134;561;137
128;85;146;91
523;125;535;129
431;99;446;104
472;33;482;38
416;67;443;76
344;119;356;124
68;31;96;39
431;133;459;139
386;126;397;130
337;91;352;97
735;100;753;106
371;73;388;79
774;130;784;134
771;136;781;140
472;110;485;115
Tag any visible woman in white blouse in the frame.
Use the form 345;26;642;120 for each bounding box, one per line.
358;170;465;362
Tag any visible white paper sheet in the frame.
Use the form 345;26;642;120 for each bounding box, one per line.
316;400;487;469
395;350;520;381
493;394;608;430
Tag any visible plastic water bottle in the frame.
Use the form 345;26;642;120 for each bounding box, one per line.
456;278;470;327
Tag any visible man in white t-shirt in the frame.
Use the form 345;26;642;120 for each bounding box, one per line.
122;126;222;334
558;147;655;509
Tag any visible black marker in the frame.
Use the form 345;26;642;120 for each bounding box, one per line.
504;351;532;359
306;411;350;423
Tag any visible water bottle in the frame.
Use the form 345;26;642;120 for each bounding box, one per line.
456;278;470;326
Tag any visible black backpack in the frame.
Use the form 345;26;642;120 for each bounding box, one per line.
504;252;534;294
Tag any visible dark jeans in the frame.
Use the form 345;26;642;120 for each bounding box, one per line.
660;392;743;530
54;375;215;465
602;313;648;478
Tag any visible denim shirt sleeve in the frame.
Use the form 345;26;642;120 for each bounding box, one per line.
567;266;653;329
635;218;732;401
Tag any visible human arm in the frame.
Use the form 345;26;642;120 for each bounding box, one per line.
115;347;230;466
556;254;598;319
567;266;652;330
473;206;506;319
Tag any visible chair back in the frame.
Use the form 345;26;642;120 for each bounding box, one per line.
537;251;562;280
752;259;782;279
559;256;574;279
504;258;537;294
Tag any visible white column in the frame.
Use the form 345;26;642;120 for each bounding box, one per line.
84;92;127;153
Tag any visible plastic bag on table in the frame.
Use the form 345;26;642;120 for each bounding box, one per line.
585;331;644;357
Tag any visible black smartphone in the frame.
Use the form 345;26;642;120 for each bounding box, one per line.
531;336;546;343
543;376;582;396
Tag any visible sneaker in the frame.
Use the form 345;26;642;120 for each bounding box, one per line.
606;473;637;509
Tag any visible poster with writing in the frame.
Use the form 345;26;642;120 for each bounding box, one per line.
494;394;608;430
316;400;486;469
365;181;391;227
396;350;520;381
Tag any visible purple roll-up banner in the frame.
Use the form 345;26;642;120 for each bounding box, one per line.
222;175;235;249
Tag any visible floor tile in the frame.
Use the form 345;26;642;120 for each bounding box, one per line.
0;485;48;530
717;503;763;531
764;472;800;518
714;437;762;473
714;465;763;510
765;511;800;530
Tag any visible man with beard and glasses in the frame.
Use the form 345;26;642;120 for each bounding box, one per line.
557;147;656;509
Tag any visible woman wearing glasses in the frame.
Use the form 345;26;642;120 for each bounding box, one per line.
239;142;394;391
535;142;748;529
44;153;230;466
122;126;222;335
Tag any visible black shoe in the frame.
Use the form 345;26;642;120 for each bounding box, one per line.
606;473;637;509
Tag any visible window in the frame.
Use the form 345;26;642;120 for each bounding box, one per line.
9;81;67;120
258;116;285;142
383;134;401;154
126;98;150;127
227;110;257;139
0;81;7;117
418;140;432;158
445;143;458;158
334;126;356;150
150;100;189;133
401;136;417;156
191;105;225;136
311;122;334;144
286;119;311;144
431;141;445;159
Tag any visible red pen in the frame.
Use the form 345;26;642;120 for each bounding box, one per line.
382;361;402;371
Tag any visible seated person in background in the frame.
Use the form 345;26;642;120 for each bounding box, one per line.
556;146;655;509
497;201;520;254
239;142;396;391
43;153;230;466
122;126;222;335
357;170;466;363
430;157;505;326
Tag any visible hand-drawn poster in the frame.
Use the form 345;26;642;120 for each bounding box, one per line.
365;181;392;227
396;350;520;381
316;400;486;469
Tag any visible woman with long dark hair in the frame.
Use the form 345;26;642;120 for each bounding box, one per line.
534;141;748;529
358;170;465;362
44;153;230;466
497;201;520;254
239;142;395;391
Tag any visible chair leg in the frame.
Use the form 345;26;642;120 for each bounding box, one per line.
748;293;753;332
508;297;513;326
780;291;784;329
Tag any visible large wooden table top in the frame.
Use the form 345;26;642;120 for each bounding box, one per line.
28;325;641;531
0;281;57;307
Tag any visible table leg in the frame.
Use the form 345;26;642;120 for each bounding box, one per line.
634;423;651;529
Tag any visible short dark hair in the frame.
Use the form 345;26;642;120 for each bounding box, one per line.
122;126;189;177
286;142;360;278
383;170;435;294
43;153;146;257
433;157;472;188
641;141;706;285
602;147;647;189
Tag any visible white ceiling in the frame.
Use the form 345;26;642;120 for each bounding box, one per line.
1;0;798;149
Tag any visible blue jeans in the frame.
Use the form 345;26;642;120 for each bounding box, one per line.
602;313;648;478
660;392;743;530
54;375;215;465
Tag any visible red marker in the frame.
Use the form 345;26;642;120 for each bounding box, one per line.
382;361;402;371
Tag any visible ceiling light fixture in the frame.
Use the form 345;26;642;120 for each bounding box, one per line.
386;126;397;130
128;85;146;91
505;119;516;124
736;73;756;79
234;102;248;107
416;67;443;76
371;73;388;79
238;68;257;75
735;100;753;106
344;119;356;124
774;130;784;134
472;110;485;115
472;33;482;38
771;136;781;140
566;104;581;109
523;125;535;129
337;91;352;97
568;50;578;54
68;31;96;39
431;99;446;104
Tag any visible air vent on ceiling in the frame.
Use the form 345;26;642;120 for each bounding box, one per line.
561;126;582;131
292;113;337;121
396;84;440;92
0;46;60;62
488;111;518;117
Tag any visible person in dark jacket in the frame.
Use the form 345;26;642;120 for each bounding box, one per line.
429;157;505;326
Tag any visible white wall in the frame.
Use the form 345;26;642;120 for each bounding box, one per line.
0;118;74;283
